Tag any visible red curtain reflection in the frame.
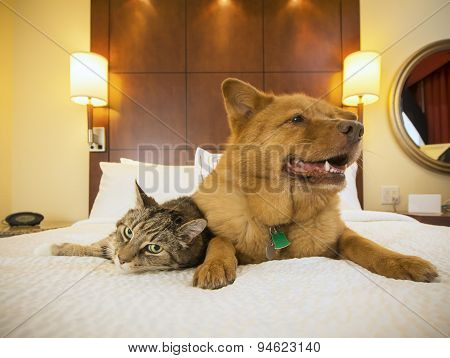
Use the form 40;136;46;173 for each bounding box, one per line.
423;62;449;144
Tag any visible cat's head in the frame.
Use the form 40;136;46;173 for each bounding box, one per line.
109;182;207;273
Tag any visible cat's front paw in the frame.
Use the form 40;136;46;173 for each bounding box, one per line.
375;255;438;282
193;258;237;289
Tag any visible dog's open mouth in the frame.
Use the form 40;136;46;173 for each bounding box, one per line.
285;154;349;183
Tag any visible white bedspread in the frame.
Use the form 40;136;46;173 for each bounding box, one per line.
0;211;449;338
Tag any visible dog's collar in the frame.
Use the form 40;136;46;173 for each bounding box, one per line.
266;226;291;260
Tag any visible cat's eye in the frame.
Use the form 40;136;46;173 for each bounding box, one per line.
291;114;305;124
123;226;134;240
145;244;163;254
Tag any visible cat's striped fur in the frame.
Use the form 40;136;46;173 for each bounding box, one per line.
51;183;211;273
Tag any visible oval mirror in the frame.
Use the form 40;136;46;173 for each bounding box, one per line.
390;40;450;173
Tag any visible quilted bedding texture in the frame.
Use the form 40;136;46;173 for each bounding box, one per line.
0;211;449;337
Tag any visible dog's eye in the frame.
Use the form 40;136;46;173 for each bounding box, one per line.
145;244;163;254
291;114;305;124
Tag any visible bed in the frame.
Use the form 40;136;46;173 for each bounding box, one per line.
1;209;449;338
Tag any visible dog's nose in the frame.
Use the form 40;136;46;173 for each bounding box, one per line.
337;120;364;142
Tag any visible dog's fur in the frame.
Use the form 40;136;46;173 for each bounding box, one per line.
192;78;438;289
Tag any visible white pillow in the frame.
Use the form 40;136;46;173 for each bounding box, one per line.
193;147;362;211
90;162;137;220
90;161;197;220
339;163;362;210
194;148;222;184
120;157;198;195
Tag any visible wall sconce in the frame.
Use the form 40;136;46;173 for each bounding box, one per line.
70;52;108;152
342;51;381;120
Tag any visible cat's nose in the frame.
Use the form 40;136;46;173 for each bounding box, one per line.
118;253;131;265
117;247;134;265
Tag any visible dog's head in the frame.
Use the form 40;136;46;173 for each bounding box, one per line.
222;78;363;192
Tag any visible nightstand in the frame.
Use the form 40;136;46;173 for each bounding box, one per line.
401;212;450;227
0;222;72;238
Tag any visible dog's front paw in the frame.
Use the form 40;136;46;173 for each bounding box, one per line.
193;259;237;289
375;255;438;282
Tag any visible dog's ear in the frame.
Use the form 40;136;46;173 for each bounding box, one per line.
334;107;358;121
221;78;272;132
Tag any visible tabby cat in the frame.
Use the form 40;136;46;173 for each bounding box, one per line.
48;182;211;272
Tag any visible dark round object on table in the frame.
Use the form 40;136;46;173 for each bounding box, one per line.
5;212;44;227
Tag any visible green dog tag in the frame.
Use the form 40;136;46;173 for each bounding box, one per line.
271;229;290;250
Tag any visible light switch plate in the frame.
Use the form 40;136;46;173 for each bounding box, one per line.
89;127;106;152
381;186;400;205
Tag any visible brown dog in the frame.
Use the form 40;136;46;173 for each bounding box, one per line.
192;78;437;289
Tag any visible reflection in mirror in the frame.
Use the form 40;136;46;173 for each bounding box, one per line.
401;51;449;163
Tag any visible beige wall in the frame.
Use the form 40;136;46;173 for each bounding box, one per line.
0;2;14;220
360;0;450;212
1;0;90;222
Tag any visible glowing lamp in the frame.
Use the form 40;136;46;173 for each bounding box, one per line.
70;52;108;151
342;51;380;106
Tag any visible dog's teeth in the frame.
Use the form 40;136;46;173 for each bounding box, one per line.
324;161;330;172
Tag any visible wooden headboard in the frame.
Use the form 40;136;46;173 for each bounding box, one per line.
90;0;362;210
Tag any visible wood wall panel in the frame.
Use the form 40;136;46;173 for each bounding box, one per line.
187;0;263;72
187;73;263;145
341;0;362;207
90;0;361;211
109;73;187;149
110;148;195;166
341;0;361;60
264;0;342;72
90;0;109;58
109;0;186;72
90;0;109;210
265;72;342;106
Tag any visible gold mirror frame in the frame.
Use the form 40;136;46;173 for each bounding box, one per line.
390;39;450;174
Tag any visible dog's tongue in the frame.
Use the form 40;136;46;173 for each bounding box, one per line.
302;162;325;172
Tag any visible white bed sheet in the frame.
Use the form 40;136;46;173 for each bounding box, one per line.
0;211;449;338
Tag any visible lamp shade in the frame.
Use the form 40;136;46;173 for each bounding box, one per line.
342;51;380;106
70;52;108;107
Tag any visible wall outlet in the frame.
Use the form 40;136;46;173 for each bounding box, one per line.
381;186;400;205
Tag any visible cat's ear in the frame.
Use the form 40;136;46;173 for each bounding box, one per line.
135;181;158;209
176;219;207;244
